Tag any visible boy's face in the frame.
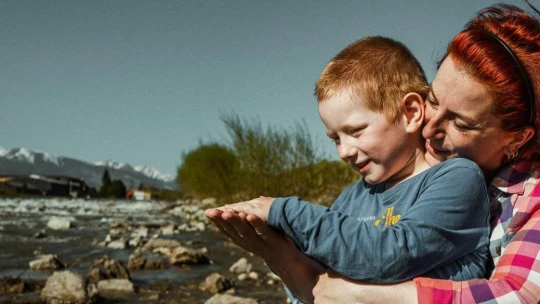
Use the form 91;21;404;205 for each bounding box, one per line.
319;91;413;185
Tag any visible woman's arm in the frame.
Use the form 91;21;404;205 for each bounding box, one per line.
204;209;324;303
313;270;418;304
414;208;540;304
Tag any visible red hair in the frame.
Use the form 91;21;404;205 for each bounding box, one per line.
315;36;428;123
446;4;540;160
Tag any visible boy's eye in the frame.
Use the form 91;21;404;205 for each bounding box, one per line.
426;96;438;108
349;128;363;135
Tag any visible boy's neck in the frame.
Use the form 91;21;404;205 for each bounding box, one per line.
385;146;430;189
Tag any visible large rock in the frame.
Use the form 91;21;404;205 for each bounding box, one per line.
168;246;210;265
229;258;252;274
29;255;65;271
199;272;233;294
41;271;89;304
47;217;71;230
97;279;134;297
86;256;131;285
204;294;258;304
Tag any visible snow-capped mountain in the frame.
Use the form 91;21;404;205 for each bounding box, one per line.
0;146;179;190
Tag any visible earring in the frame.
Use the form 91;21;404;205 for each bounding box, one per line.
508;150;518;160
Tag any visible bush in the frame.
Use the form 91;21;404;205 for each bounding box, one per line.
177;143;240;202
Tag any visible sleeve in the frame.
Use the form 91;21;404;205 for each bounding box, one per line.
268;161;490;282
414;208;540;304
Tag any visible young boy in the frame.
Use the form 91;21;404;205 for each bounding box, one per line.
210;36;489;283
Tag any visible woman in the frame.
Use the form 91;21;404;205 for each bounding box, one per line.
206;4;540;303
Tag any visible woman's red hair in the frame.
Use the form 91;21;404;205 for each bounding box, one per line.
446;4;540;160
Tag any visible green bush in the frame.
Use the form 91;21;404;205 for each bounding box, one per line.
177;143;240;202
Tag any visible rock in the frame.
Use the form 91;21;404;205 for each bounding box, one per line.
41;271;88;304
102;257;131;280
106;239;127;249
127;253;146;270
131;226;149;238
144;259;166;270
87;256;131;285
33;231;47;239
204;294;258;304
229;258;252;274
152;247;172;256
199;272;233;294
191;221;206;232
160;224;175;236
128;236;143;247
97;279;134;297
247;272;259;281
47;217;71;230
169;246;210;265
266;272;281;281
142;238;181;251
29;255;65;271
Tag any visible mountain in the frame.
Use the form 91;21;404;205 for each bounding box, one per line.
0;147;179;190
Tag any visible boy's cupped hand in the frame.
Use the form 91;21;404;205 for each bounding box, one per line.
214;196;275;222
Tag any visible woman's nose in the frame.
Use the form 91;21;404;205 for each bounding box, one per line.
422;107;445;140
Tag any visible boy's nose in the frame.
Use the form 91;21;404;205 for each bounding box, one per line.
338;143;357;160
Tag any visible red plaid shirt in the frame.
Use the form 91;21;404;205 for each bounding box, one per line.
415;161;540;303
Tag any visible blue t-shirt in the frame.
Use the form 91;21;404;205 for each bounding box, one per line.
268;158;490;282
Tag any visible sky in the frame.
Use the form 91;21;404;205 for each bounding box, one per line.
0;0;528;175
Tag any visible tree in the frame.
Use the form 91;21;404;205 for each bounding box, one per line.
177;143;240;202
109;180;127;198
100;169;112;197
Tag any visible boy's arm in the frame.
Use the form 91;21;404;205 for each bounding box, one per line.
269;162;490;282
204;209;324;303
312;210;540;304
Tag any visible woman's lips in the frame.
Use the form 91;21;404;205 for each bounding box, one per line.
425;141;446;155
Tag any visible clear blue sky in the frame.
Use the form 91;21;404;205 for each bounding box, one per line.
0;0;526;175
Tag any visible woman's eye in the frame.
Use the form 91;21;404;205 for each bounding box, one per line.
453;121;474;132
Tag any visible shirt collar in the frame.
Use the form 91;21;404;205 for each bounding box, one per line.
490;160;535;195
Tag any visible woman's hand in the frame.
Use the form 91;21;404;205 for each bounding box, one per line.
204;208;324;303
217;196;275;222
204;207;289;262
313;270;418;304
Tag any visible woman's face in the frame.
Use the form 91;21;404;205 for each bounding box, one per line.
422;56;515;177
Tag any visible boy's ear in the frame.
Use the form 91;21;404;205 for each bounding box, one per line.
401;92;424;133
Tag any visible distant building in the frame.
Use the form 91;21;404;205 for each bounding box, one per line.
0;175;95;198
126;189;152;201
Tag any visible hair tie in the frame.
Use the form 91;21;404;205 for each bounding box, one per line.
481;30;535;125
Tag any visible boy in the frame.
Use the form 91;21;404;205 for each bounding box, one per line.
209;36;489;283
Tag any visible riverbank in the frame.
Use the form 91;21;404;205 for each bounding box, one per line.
0;198;288;303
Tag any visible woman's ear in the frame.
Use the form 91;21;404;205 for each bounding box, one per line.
504;126;535;156
402;92;424;133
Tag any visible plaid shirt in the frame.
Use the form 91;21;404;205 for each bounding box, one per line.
415;161;540;304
